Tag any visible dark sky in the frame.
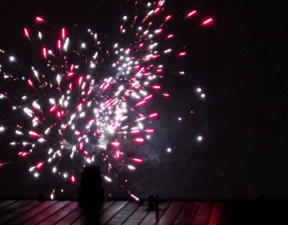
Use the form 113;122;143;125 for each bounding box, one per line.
0;0;286;199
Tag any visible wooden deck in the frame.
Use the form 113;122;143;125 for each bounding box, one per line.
0;200;228;225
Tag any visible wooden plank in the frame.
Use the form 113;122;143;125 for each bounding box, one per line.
101;201;128;224
57;201;114;225
191;202;214;225
0;201;29;217
156;202;185;225
0;201;30;216
6;201;57;225
23;201;70;225
0;200;227;225
174;202;200;225
72;201;115;225
0;201;40;225
0;200;16;210
107;202;140;225
122;202;149;225
103;201;115;210
54;207;82;225
208;202;228;225
139;201;171;225
38;202;78;225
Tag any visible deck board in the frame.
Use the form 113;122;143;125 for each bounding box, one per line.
38;202;78;225
107;202;140;225
156;202;185;225
191;202;214;225
0;200;229;225
0;201;16;210
0;201;40;224
139;201;171;225
23;201;70;225
174;201;200;225
6;201;57;225
72;201;115;225
54;206;82;225
208;203;228;225
122;202;149;225
0;200;30;216
101;201;128;224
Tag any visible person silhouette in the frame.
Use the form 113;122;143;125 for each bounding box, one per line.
148;195;159;219
78;165;104;225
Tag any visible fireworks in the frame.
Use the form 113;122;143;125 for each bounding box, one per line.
0;0;213;199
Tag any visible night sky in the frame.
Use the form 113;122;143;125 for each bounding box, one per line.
0;0;285;200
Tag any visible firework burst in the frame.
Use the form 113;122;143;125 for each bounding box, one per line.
0;0;213;200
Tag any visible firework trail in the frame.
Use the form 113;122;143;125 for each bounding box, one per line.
0;0;213;200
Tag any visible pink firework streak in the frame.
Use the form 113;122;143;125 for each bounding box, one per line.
0;0;213;200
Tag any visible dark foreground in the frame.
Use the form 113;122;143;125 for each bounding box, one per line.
0;200;227;225
0;199;287;224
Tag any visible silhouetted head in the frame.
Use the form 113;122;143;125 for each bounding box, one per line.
80;165;103;187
